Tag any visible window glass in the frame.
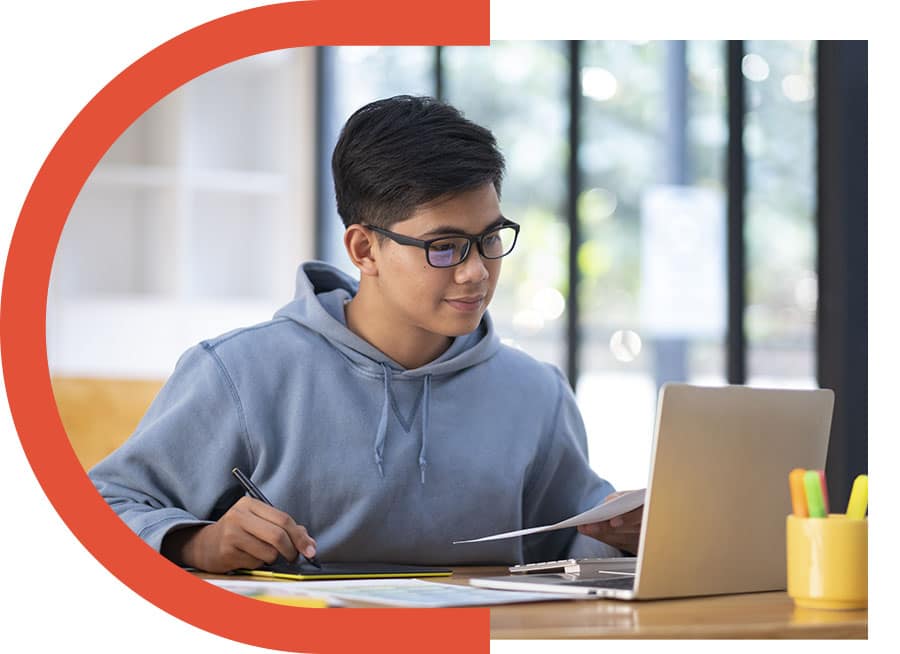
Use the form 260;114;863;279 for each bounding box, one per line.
686;40;729;386
578;41;728;488
327;46;434;127
743;41;817;388
319;47;434;268
444;42;569;370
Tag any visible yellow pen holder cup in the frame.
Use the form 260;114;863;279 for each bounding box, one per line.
786;514;867;610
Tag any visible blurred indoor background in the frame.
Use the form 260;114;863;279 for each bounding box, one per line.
48;41;866;502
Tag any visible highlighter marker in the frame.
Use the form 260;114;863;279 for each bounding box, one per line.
817;469;830;513
846;474;868;519
789;468;808;517
803;470;827;518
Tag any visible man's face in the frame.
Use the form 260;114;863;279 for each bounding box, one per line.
373;182;504;339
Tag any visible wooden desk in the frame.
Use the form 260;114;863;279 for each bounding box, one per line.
199;566;867;639
452;567;866;639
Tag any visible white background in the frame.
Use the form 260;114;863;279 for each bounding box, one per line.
0;2;892;653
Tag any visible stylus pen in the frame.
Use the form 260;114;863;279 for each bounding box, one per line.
231;467;322;568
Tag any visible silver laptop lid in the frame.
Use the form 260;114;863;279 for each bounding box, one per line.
634;384;833;599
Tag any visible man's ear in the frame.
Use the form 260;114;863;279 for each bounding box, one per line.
344;225;379;276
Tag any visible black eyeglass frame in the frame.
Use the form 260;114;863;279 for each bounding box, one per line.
361;218;521;268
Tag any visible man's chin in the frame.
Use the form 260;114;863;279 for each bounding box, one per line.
434;312;486;338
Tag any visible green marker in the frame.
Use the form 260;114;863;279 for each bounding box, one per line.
803;470;827;518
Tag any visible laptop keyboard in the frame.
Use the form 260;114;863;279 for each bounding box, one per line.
565;576;636;590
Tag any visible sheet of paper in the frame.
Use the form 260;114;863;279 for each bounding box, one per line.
453;489;645;544
207;578;575;607
207;579;345;606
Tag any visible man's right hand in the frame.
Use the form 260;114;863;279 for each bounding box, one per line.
161;496;317;573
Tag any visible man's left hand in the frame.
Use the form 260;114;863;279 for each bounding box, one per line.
577;491;643;555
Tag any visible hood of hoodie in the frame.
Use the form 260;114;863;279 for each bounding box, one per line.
273;261;502;482
274;260;501;377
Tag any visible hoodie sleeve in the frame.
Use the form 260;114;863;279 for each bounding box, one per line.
520;367;623;562
88;343;255;553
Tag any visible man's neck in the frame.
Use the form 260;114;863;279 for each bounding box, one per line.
344;292;453;370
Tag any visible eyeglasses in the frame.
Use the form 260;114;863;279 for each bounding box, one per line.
362;218;520;268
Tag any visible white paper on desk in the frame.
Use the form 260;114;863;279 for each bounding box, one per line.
206;579;345;606
210;578;574;607
453;489;645;544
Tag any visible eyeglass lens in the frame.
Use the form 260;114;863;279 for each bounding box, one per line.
427;226;517;267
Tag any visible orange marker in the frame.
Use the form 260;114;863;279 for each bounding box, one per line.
789;468;808;517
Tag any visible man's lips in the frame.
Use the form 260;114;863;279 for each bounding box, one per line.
446;296;484;303
445;295;485;311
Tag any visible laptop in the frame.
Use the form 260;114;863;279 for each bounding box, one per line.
470;383;834;600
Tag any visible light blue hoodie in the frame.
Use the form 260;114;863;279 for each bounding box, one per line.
90;261;620;565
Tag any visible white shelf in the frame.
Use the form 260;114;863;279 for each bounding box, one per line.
88;164;178;188
90;165;288;195
47;296;282;379
49;48;318;378
185;168;287;194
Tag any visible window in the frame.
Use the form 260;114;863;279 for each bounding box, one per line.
444;42;569;370
316;46;434;270
318;42;818;488
743;41;817;388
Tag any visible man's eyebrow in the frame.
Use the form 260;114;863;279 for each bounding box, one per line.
419;216;506;238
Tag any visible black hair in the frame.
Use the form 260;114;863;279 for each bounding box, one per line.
331;95;505;229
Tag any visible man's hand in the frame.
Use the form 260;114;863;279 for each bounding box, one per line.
161;496;317;573
577;491;644;555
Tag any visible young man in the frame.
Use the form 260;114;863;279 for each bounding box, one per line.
89;95;642;573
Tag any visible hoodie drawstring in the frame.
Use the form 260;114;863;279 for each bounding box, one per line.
419;374;431;484
373;362;392;477
372;364;432;485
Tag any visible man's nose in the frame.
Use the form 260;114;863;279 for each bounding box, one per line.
454;247;489;283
